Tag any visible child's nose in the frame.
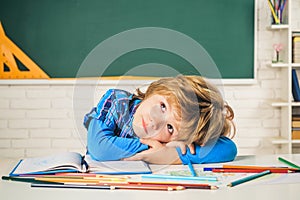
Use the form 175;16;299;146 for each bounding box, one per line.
151;119;165;131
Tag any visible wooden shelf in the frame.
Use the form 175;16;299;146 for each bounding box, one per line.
269;24;289;30
291;102;300;106
292;140;300;144
271;101;290;107
270;63;289;68
268;0;299;154
292;63;300;68
271;137;290;144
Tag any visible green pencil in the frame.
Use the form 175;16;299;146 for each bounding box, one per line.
227;170;271;187
278;157;300;169
1;176;63;185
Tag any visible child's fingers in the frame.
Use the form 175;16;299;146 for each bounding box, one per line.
188;143;196;154
166;141;187;154
140;138;162;148
123;154;142;161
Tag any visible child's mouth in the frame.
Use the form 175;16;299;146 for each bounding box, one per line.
142;118;148;135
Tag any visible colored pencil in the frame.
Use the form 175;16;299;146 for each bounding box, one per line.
31;183;185;191
210;168;296;173
34;177;128;184
187;161;197;177
31;183;111;190
127;181;218;190
141;174;218;181
110;184;185;191
268;0;280;24
222;165;298;171
227;170;271;187
278;157;300;169
50;173;97;177
32;177;218;190
2;176;63;185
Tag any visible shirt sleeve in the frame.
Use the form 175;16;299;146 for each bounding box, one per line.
176;136;237;164
87;118;148;161
85;89;148;161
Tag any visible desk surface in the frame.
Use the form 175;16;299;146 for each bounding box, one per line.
1;154;300;200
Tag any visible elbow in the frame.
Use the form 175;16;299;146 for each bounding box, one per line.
186;137;238;164
227;144;237;162
87;135;110;161
220;139;237;162
87;141;105;161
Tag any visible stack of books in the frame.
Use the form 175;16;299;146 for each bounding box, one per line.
292;69;300;102
292;115;300;140
293;32;300;63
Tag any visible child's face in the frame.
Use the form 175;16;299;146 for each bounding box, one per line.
132;94;181;143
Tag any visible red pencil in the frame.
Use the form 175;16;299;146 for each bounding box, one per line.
212;168;293;173
222;165;299;171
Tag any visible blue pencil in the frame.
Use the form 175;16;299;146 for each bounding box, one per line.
227;170;271;187
187;161;197;177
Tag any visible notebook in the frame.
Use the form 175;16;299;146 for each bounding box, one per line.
9;152;152;176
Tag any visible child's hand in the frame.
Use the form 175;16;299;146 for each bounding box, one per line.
123;138;181;164
166;141;195;155
140;138;165;149
123;138;164;161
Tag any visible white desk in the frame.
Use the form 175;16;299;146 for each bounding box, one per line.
1;154;300;200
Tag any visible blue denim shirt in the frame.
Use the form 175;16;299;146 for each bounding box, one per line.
84;89;237;164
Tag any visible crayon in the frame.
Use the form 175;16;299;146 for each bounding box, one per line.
227;170;271;187
278;157;300;169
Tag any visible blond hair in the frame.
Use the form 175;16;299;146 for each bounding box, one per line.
134;75;235;145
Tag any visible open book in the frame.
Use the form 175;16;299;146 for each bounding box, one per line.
9;152;152;176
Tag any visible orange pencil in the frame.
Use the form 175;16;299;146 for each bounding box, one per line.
35;177;128;184
222;165;298;171
110;184;185;191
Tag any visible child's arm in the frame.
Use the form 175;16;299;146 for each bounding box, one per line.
85;89;149;161
87;117;148;161
124;136;237;164
176;136;237;164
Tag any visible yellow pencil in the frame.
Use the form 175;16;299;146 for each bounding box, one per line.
267;0;280;24
35;177;127;184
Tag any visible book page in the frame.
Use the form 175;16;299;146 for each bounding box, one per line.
85;154;151;174
11;152;84;175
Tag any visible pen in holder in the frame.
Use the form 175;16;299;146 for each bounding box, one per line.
267;0;287;25
272;43;283;63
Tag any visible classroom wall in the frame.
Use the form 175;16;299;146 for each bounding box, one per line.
1;0;300;158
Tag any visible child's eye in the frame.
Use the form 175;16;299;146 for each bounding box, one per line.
160;102;166;112
167;124;174;135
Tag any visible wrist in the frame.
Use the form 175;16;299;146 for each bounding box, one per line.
176;147;188;164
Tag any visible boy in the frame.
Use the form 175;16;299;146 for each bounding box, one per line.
84;76;237;164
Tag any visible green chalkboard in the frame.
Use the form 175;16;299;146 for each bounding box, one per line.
0;0;255;79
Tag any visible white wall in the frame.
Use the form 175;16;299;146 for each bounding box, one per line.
1;0;300;158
